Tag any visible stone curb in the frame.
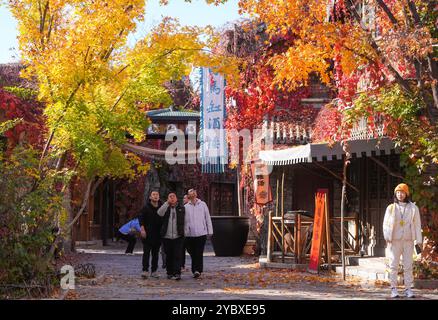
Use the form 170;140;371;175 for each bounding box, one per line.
414;279;438;289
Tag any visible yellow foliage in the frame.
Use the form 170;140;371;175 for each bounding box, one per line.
9;0;239;179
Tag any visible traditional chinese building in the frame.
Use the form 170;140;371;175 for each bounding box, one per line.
250;93;402;264
74;107;240;242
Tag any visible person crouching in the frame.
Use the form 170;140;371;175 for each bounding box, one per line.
116;217;141;255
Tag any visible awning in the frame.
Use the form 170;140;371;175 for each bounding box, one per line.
259;138;398;165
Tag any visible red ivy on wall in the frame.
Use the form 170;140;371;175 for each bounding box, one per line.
0;88;45;151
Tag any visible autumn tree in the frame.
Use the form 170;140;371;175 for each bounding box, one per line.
4;0;238;281
238;0;437;253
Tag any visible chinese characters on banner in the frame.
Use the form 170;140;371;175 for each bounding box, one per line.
200;67;227;173
308;189;329;273
251;163;273;205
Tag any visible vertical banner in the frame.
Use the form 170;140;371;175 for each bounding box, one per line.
200;67;227;173
251;163;273;205
308;189;329;273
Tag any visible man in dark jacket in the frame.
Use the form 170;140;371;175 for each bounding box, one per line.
157;191;185;280
139;190;163;279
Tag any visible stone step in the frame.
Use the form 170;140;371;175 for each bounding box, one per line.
357;259;387;269
336;256;389;281
335;265;389;281
347;256;387;268
259;257;308;271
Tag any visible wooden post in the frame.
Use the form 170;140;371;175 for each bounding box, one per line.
355;213;359;253
296;213;302;263
340;141;351;280
86;193;93;241
275;176;279;217
267;210;273;262
341;184;346;280
324;193;332;271
237;163;242;217
101;180;108;246
281;169;285;263
294;212;298;263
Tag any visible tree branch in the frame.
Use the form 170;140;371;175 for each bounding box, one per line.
66;177;104;230
374;0;399;27
39;79;85;170
369;156;404;179
346;0;413;95
406;0;438;113
312;161;360;193
47;176;104;258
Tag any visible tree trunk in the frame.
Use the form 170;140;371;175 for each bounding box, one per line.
46;177;103;259
61;185;73;254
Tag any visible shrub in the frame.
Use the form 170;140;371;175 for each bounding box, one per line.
0;121;68;298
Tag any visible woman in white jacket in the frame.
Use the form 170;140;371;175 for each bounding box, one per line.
383;183;422;298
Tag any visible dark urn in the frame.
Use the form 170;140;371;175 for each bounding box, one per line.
211;216;249;256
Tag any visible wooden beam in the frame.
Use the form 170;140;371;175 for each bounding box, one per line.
281;169;285;263
369;156;404;180
312;161;360;193
275;175;279;217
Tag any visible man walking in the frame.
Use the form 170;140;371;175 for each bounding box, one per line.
139;190;163;279
157;191;185;280
184;189;213;279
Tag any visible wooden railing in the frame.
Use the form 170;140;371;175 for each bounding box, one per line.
266;211;360;265
267;210;314;264
329;216;360;255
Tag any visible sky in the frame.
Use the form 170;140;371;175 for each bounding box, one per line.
0;0;245;64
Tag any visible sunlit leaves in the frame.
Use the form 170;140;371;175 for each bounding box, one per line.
9;0;239;182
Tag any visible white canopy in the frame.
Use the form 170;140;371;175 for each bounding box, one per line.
259;138;397;165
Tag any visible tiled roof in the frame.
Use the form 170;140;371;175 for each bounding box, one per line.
146;107;200;120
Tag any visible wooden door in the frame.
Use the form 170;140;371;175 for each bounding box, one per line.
292;168;333;217
209;182;236;216
362;155;401;256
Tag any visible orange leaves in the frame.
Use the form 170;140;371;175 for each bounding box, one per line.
64;290;80;300
237;0;435;123
374;280;390;287
239;0;344;89
217;268;340;291
223;287;249;292
269;43;331;91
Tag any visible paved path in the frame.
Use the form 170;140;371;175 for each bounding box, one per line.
71;241;438;300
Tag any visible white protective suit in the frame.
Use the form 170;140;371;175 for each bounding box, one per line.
383;201;422;288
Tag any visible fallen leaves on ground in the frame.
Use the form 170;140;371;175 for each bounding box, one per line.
223;287;249;293
374;280;390;287
64;290;80;300
215;269;339;288
245;262;261;269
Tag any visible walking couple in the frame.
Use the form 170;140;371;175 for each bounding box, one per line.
138;189;213;280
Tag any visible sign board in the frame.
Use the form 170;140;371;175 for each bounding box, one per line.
200;67;227;173
251;163;273;205
308;189;329;273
